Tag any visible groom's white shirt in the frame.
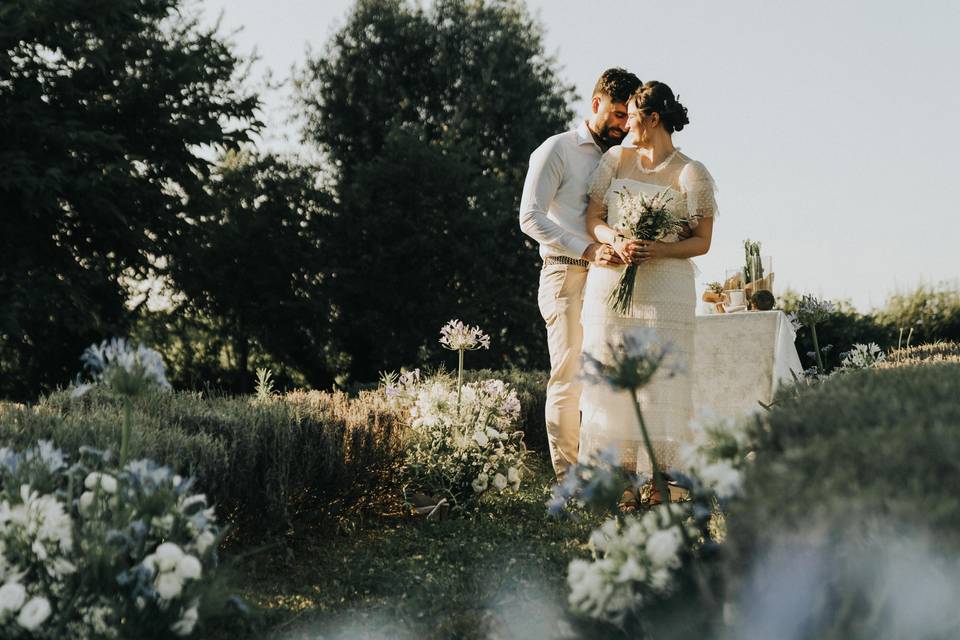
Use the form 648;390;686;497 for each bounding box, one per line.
519;121;602;260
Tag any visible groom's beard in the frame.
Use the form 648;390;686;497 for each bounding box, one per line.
596;125;626;149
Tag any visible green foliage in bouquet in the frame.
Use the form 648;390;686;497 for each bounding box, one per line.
0;441;241;638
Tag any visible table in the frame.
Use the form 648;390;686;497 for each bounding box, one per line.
692;310;803;421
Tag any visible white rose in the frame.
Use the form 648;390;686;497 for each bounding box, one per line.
84;472;100;491
155;542;184;572
0;582;27;614
175;555;202;581
170;604;199;636
99;474;118;494
492;473;508;491
16;596;51;630
155;572;184;600
506;467;520;484
472;431;489;447
485;427;501;440
79;491;95;512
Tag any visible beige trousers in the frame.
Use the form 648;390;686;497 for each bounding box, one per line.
537;264;588;479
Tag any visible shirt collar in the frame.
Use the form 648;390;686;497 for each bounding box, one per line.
576;120;600;149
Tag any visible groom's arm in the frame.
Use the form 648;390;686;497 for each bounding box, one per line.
518;140;592;260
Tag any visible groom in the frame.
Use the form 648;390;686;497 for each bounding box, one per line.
519;68;641;479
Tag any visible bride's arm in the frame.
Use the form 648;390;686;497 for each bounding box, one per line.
586;198;644;264
636;217;713;262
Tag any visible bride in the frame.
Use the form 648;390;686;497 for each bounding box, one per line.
578;80;718;500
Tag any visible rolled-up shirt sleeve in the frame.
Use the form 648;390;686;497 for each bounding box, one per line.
518;140;592;259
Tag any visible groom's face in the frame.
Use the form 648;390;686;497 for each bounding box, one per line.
590;94;629;146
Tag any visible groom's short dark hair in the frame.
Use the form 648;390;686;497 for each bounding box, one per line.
592;68;641;104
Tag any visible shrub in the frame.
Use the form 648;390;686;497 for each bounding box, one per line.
465;369;547;451
879;340;960;368
0;388;403;540
875;283;960;344
723;362;960;637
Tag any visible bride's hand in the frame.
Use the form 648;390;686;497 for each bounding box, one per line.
635;240;668;263
614;237;644;264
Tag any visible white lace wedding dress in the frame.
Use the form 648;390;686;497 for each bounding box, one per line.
578;146;718;475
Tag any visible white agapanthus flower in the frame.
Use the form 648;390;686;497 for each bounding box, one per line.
193;531;216;555
17;596;52;630
840;342;886;370
697;460;743;500
74;337;171;398
439;319;491;351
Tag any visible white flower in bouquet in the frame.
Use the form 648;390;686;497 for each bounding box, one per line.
170;602;200;636
0;582;27;616
17;596;52;630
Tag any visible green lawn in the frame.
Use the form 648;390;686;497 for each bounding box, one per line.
229;452;606;639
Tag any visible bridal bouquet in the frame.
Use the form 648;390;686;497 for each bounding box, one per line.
608;189;688;315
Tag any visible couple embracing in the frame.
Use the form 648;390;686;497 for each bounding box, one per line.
519;68;718;499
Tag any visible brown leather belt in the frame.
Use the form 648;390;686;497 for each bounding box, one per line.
543;255;589;268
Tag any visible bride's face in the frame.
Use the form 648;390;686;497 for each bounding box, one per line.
627;102;650;146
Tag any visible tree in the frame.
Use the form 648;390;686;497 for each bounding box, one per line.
0;0;260;399
296;0;576;382
163;150;341;391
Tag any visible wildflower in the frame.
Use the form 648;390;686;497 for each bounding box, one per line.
646;527;683;569
471;473;489;493
492;473;508;491
74;337;171;398
839;342;886;370
581;327;679;391
439;320;491;351
794;295;836;327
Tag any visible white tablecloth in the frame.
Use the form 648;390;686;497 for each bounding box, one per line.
692;310;803;421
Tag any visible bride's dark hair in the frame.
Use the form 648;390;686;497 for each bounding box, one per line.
631;81;689;134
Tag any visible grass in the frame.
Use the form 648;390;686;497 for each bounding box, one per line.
227;452;606;640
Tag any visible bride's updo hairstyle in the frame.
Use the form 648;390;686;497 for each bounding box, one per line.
631;81;689;134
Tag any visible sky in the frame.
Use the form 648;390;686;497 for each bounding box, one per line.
203;0;959;311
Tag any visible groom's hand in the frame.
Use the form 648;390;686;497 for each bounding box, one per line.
582;242;623;266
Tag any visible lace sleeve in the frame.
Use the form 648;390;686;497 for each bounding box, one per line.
679;160;718;228
587;147;621;210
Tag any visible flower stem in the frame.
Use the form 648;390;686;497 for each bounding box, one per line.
810;324;825;375
121;397;132;467
629;391;716;609
456;349;464;415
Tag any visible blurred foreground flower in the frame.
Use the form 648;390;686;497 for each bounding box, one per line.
72;338;171;465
